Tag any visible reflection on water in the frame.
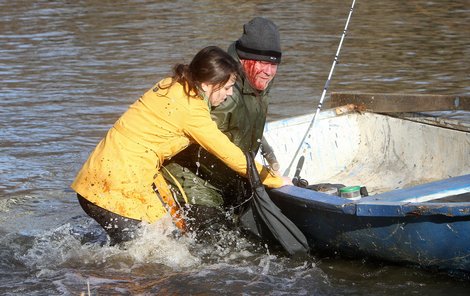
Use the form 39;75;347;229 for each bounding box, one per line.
1;0;469;294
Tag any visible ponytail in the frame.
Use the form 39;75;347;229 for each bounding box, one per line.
161;46;240;98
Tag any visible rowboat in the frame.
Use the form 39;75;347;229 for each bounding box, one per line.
263;94;470;272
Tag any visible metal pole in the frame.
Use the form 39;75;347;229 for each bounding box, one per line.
284;0;356;176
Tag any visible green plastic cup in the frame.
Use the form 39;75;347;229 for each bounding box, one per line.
339;186;361;200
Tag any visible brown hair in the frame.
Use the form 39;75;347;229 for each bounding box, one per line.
162;46;240;97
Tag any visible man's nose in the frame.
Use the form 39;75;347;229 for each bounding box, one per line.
264;64;278;75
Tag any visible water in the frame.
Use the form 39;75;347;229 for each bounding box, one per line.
1;0;469;294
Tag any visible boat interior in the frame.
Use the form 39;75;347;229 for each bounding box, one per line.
263;109;470;198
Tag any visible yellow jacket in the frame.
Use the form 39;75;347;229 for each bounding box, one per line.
71;78;283;223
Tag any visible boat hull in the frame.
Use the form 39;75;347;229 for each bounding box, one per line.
270;181;470;272
262;109;470;272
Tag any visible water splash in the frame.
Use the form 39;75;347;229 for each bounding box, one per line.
19;216;202;273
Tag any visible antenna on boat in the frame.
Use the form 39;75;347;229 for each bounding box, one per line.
284;0;356;176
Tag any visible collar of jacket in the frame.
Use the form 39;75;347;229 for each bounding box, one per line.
228;42;275;97
198;86;211;108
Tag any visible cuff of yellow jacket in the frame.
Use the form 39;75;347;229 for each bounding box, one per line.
257;163;284;188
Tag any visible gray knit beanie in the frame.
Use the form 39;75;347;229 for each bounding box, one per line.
235;17;282;64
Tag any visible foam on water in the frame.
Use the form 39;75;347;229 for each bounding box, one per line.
16;210;267;275
19;217;198;272
6;207;325;294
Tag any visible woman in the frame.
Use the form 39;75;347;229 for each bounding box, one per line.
71;46;290;245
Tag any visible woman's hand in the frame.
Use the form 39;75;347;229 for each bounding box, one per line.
280;176;293;186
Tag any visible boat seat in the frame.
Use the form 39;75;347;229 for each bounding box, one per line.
361;174;470;204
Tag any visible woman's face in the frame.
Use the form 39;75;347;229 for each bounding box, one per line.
202;74;236;107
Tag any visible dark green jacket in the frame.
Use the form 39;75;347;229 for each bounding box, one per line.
211;42;273;152
163;42;276;207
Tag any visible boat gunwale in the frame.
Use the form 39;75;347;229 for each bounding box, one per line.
271;174;470;218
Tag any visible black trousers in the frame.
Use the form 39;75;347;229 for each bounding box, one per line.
77;194;142;245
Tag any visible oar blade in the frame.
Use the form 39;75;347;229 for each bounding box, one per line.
240;152;310;256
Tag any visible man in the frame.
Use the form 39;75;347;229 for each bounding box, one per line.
164;17;282;209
